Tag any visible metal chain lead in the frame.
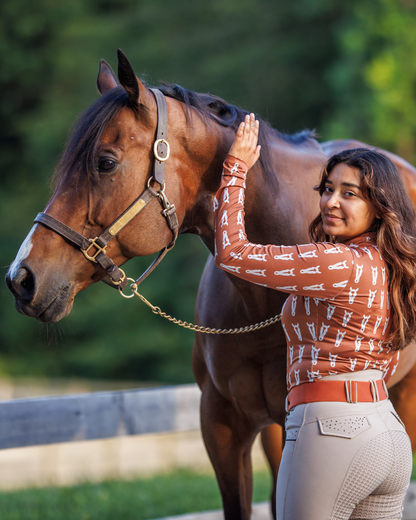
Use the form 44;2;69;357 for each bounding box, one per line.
119;278;282;334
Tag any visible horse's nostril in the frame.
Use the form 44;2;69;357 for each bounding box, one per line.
7;267;36;301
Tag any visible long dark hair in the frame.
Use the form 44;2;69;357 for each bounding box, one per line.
309;148;416;351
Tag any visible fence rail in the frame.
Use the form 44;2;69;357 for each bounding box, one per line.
0;384;201;450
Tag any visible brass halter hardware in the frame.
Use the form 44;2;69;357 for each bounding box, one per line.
34;88;178;290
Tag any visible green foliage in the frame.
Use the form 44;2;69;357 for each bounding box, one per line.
0;470;271;520
1;0;416;383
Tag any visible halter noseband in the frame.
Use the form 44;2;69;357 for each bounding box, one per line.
34;88;179;291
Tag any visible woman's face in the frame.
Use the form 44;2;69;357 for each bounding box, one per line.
320;163;378;243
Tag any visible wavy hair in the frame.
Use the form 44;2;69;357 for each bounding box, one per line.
309;148;416;351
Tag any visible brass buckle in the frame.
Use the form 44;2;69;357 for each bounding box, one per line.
153;139;170;162
81;237;107;263
109;268;126;286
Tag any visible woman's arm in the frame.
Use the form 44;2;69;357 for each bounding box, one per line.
213;115;355;297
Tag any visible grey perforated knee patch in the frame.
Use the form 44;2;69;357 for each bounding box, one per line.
331;431;412;520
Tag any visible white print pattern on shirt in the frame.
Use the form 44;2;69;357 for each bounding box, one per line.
300;266;321;275
333;280;348;289
248;253;267;262
363;247;373;260
230;252;242;261
276;285;298;291
274;268;295;277
369;338;375;355
373;316;382;334
355;336;364;352
303;284;325;291
368;289;377;308
380;291;385;310
343;310;353;327
220;210;228;227
238;189;244;205
391;363;398;376
222;230;231;249
307;322;317;341
298;250;318;259
282;323;290;342
213;196;219;212
324;247;344;254
329;352;338;368
223;188;230;204
292;324;302;341
237;210;243;226
245;269;266;277
307;369;322;382
326;304;336;320
311;346;320;366
294;370;300;386
335;329;346;348
274;253;294;261
355;265;364;283
226;176;237;186
319;323;330;341
291;296;297;317
328;261;349;270
230;163;240;174
349;287;359;304
382;317;389;336
304;297;311;315
349;358;358;371
220;263;241;274
298;345;305;363
289;346;294;365
313;298;322;306
382;267;386;285
350;248;361;258
360;314;371;332
364;360;371;370
371;266;378;286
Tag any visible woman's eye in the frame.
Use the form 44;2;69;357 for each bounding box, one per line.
324;186;332;193
98;158;116;172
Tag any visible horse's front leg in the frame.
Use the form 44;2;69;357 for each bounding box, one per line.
200;379;258;520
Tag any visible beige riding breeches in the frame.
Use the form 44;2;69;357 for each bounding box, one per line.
276;399;412;520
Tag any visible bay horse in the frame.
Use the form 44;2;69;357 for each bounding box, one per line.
5;50;416;520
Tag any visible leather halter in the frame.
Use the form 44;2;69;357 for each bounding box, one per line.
34;88;179;291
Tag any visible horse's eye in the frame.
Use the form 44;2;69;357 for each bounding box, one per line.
98;158;116;172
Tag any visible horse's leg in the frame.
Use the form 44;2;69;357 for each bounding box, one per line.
200;380;257;520
388;359;416;451
260;424;284;520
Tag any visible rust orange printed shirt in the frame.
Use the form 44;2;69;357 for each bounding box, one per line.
214;156;399;392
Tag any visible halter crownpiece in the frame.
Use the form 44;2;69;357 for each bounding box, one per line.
34;88;179;290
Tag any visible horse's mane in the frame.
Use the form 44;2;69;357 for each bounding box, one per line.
54;82;316;187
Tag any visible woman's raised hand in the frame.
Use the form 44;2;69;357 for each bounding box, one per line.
228;113;261;169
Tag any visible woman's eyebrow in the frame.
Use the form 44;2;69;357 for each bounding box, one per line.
325;179;361;190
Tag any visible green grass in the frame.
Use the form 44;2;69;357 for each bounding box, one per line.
0;470;272;520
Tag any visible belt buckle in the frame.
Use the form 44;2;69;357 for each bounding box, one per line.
345;380;358;404
370;380;380;402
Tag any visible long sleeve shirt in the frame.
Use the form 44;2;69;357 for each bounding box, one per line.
214;156;399;392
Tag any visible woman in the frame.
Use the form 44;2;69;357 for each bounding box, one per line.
214;113;416;519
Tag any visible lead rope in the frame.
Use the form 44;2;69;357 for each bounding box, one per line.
119;278;282;334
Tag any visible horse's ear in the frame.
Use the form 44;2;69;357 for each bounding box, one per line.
97;59;118;95
117;49;152;111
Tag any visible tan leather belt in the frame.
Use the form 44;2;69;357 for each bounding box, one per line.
286;379;388;412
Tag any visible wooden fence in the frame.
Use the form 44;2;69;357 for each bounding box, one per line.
0;384;415;520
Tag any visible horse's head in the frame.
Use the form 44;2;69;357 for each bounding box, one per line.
6;50;229;322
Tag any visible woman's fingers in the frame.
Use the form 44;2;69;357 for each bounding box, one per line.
227;113;261;168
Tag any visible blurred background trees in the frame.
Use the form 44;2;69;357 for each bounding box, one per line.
1;0;416;385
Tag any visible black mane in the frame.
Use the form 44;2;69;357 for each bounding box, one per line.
54;82;316;187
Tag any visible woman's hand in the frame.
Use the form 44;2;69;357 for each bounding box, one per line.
228;113;261;169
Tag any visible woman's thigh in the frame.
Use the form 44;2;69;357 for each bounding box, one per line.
276;400;412;520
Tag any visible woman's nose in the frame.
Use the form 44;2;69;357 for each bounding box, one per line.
326;192;340;208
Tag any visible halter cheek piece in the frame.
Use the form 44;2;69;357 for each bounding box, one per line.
34;88;179;291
